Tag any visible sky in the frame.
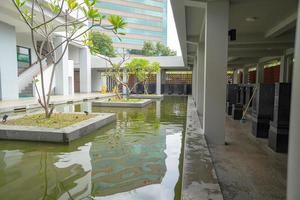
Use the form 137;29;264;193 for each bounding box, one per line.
167;0;182;56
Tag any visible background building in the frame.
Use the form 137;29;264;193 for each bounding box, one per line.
96;0;168;53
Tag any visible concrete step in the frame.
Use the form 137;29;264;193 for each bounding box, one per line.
19;83;33;98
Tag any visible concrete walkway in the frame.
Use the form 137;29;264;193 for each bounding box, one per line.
0;93;115;113
182;97;223;200
209;116;287;200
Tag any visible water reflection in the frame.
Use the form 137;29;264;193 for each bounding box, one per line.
0;96;187;200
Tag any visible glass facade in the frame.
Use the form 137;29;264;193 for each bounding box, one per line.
96;0;168;52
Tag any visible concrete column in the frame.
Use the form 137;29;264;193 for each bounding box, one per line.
280;55;288;83
192;61;196;100
197;43;205;116
122;69;128;95
156;71;161;95
233;70;239;84
287;2;300;199
0;22;18;100
243;67;249;84
286;56;294;83
54;37;69;95
91;69;101;92
256;63;264;84
194;57;199;104
79;47;91;93
203;0;229;144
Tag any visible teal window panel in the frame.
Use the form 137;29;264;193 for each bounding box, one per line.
126;0;164;8
112;37;149;46
94;26;163;38
123;28;163;37
101;15;162;27
97;2;163;17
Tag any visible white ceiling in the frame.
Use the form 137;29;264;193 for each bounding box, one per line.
172;0;298;68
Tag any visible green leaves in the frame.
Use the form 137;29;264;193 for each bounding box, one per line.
15;0;26;8
48;0;60;13
67;0;78;10
88;31;116;57
107;15;127;31
142;41;177;56
84;0;97;7
87;7;101;19
125;58;160;82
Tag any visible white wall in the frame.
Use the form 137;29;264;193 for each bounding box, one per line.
90;55;185;69
0;21;18;100
91;69;102;92
69;45;80;67
34;64;55;98
16;33;38;65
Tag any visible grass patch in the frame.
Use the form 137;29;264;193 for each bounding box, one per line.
107;98;143;103
5;113;96;129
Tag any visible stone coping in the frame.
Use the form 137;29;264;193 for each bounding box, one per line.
0;112;116;143
92;99;153;108
129;94;164;99
0;93;116;114
182;96;223;200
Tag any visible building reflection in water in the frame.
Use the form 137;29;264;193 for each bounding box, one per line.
0;97;186;200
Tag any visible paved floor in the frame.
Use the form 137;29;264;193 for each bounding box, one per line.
0;93;115;113
209;116;287;200
182;97;223;200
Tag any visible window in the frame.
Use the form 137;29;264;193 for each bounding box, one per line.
17;46;31;74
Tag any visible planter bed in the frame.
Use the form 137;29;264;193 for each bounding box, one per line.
0;112;116;143
92;99;153;108
129;94;164;99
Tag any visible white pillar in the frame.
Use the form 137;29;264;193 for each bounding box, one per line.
197;43;205;116
54;37;69;95
192;62;196;99
287;2;300;199
280;55;288;83
243;67;249;84
156;71;161;95
0;22;18;100
193;57;198;102
91;69;101;92
256;63;264;84
80;47;91;93
233;70;239;84
203;0;229;144
286;56;294;83
122;69;127;95
195;57;199;104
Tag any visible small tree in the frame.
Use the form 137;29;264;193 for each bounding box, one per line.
13;0;126;118
125;58;160;94
89;31;116;57
100;52;130;99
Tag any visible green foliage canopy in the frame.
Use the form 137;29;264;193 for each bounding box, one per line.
89;32;116;57
125;58;160;82
141;41;177;56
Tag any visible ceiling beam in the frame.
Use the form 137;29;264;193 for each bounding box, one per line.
184;0;206;8
229;41;294;50
228;58;259;65
265;12;297;38
186;40;198;46
228;49;284;57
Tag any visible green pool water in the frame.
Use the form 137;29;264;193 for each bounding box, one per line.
0;96;187;200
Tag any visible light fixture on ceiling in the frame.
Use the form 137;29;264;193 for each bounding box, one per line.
245;17;258;22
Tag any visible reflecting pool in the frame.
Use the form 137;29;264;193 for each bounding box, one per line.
0;96;187;200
